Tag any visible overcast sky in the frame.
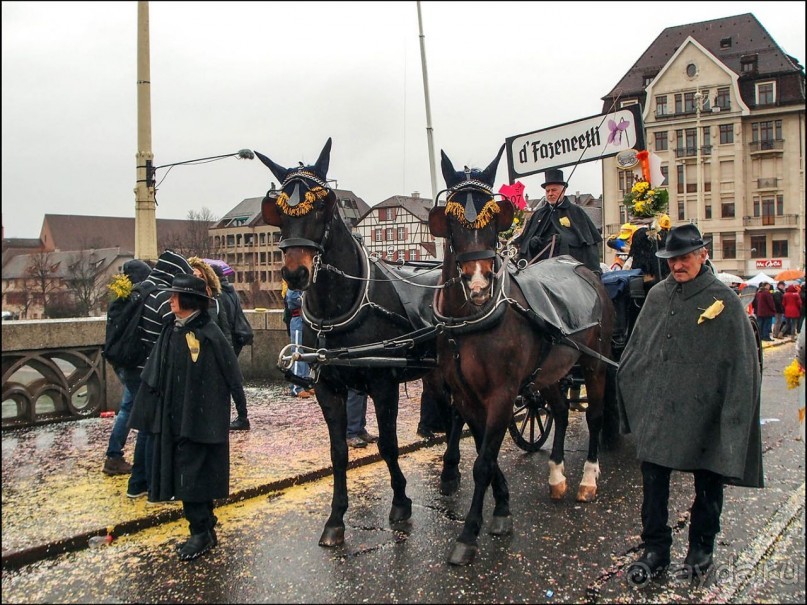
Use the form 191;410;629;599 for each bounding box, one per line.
2;1;805;238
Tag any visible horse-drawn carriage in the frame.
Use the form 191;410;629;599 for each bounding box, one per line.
256;139;761;566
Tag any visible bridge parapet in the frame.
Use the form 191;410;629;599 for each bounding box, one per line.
1;310;287;430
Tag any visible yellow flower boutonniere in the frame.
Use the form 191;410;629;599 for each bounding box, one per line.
185;332;200;362
698;299;724;325
559;216;571;228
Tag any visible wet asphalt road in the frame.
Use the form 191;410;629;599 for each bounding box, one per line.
2;345;804;604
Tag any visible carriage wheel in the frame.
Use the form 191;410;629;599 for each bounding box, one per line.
509;391;553;452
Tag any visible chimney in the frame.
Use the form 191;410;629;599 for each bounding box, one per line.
411;191;420;199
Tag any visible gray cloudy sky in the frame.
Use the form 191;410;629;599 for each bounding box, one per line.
2;1;805;238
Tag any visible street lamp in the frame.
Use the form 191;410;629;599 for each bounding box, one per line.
694;90;704;226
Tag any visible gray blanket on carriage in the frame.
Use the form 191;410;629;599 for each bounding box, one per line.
374;259;442;330
508;256;602;336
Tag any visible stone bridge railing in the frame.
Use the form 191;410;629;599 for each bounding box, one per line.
1;311;288;430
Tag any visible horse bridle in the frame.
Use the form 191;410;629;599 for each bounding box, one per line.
277;171;334;255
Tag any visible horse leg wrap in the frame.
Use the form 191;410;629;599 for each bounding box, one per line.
576;460;600;502
548;460;567;500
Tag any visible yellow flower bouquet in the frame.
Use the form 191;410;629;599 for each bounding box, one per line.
784;358;804;390
623;179;669;219
107;273;133;301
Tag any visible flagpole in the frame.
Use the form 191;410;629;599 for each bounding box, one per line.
417;1;438;204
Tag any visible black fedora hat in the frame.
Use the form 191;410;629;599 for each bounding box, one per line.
162;274;211;299
541;168;567;189
656;224;711;258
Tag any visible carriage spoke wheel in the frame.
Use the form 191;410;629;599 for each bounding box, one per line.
509;391;553;452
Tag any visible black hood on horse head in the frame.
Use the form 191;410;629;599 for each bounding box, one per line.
254;137;333;185
439;145;505;224
440;144;504;191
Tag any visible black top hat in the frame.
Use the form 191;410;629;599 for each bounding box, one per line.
541;169;567;189
655;224;712;259
162;274;211;299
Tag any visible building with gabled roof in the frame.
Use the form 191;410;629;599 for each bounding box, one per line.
600;13;805;276
356;193;442;261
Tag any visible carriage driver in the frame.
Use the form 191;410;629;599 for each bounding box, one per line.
616;223;763;585
513;169;602;274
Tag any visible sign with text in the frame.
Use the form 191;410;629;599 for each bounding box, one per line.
505;104;645;183
756;259;784;269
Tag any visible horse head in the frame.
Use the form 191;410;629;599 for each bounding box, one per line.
428;145;512;306
256;138;337;290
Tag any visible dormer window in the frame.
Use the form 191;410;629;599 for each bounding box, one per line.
756;81;776;105
720;37;732;49
741;54;758;73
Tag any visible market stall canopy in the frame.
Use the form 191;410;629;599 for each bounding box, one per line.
745;272;777;287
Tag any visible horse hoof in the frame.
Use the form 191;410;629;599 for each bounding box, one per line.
440;477;460;496
550;481;567;500
389;501;412;524
448;541;478;566
488;515;513;536
318;526;345;547
576;485;597;502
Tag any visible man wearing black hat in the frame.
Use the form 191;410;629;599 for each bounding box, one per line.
514;168;602;274
130;274;247;561
617;224;763;586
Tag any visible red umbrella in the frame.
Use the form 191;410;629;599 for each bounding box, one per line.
774;269;804;282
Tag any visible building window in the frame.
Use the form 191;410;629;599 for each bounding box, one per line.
385;228;394;241
741;54;758;73
721;201;735;218
674;94;683;114
373;229;382;242
655;131;668;151
703;234;714;257
720;37;732;49
760;197;776;226
715;87;731;110
378;208;397;221
752;120;782;142
719;124;734;144
684;92;696;113
677;201;685;221
396;226;406;241
777;195;784;215
722;238;736;259
660;165;669;186
756;82;775;105
705;205;712;219
644;75;655;87
656;96;668;116
750;236;766;257
686;63;698;78
772;240;788;257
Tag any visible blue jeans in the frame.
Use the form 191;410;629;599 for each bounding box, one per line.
105;368;139;459
289;315;310;395
346;389;368;438
759;316;774;341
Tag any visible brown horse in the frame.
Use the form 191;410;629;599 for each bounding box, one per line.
428;146;616;565
255;138;463;547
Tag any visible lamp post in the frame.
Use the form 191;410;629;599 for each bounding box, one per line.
694;90;703;227
135;0;156;261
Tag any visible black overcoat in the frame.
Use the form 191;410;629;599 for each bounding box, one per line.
515;196;602;272
616;270;763;488
130;312;246;501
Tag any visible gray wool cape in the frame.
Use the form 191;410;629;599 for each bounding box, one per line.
616;269;764;488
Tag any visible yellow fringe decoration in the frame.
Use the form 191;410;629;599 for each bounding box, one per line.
275;186;329;217
445;199;500;229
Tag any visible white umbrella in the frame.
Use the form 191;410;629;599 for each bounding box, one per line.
716;272;744;285
745;271;777;287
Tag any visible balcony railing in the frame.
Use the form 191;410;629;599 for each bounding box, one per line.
675;146;712;158
757;177;779;189
749;139;784;152
742;214;800;227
